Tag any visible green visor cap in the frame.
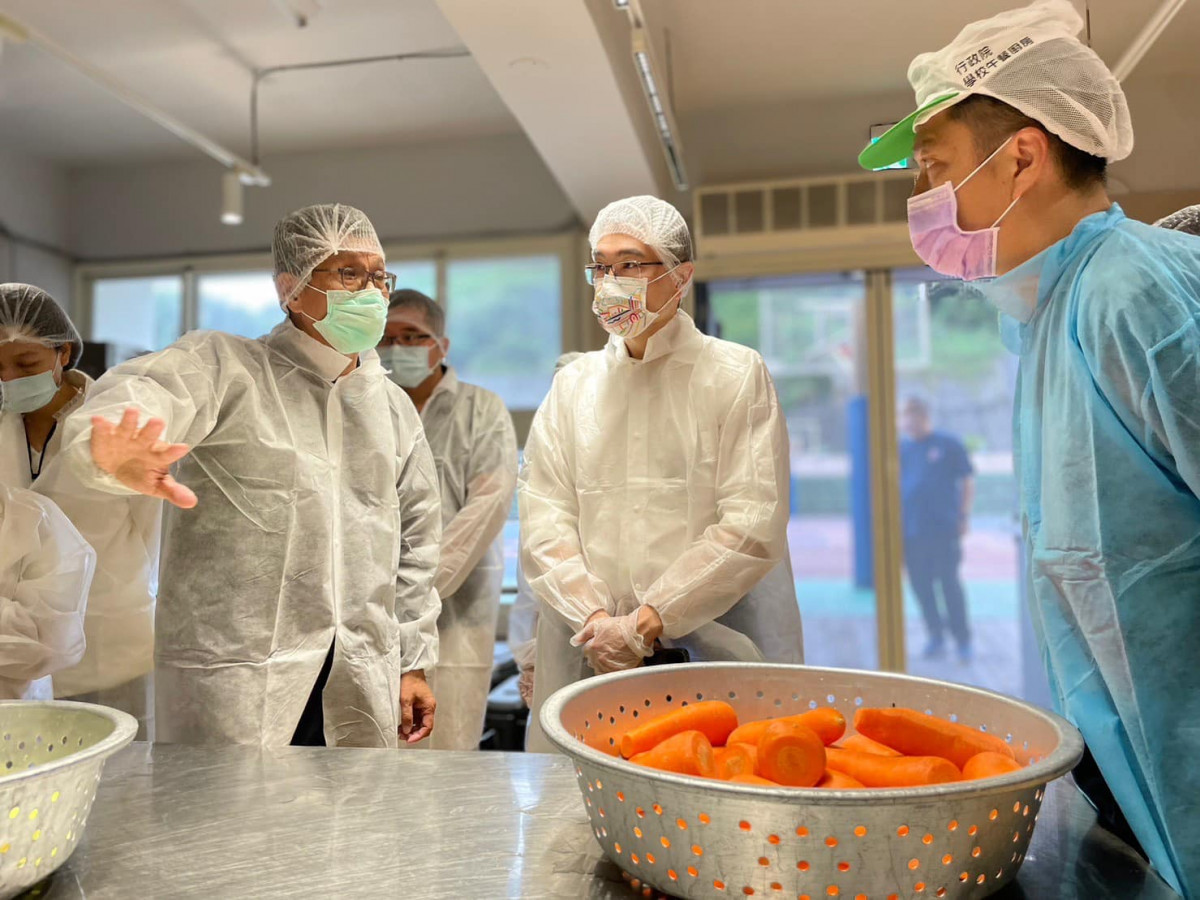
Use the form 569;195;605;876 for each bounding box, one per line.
858;92;960;170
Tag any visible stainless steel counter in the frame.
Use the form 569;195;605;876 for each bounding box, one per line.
23;744;1178;899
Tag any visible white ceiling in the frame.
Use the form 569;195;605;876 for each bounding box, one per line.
0;0;520;164
0;0;1196;198
653;0;1200;114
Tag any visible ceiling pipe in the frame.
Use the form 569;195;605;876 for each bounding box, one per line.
1111;0;1189;82
0;11;271;186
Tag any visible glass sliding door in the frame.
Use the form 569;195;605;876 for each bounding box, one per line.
707;271;880;670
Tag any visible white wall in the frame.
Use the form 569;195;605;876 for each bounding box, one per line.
66;131;579;261
0;148;74;310
678;76;1200;204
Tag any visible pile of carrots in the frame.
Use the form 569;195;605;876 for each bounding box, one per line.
619;701;1026;789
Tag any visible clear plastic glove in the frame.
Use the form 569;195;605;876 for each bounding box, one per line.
518;667;534;707
570;612;653;674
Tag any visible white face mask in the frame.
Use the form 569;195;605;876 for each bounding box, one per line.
379;344;441;388
1;366;61;414
592;269;680;339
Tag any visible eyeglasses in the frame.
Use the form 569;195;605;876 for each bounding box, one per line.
312;266;398;293
583;261;665;286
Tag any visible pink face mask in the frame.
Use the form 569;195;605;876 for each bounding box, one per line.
907;135;1021;282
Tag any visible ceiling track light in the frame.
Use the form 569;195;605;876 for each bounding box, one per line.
221;170;245;226
631;26;688;191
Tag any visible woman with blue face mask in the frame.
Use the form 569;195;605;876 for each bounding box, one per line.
0;283;87;488
0;283;160;738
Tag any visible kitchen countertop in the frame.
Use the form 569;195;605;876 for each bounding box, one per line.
22;744;1178;899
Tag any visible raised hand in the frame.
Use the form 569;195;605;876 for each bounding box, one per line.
90;408;197;509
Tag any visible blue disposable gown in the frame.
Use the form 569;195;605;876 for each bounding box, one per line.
990;204;1200;897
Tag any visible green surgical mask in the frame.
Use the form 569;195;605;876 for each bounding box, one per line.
301;287;388;355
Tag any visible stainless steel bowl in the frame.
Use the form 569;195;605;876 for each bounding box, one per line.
542;663;1084;899
0;701;137;900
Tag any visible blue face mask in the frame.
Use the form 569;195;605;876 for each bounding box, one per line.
379;345;438;388
1;369;60;414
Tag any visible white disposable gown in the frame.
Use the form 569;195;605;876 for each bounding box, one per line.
520;312;803;752
0;483;93;700
56;320;442;747
412;367;517;750
1;369;161;736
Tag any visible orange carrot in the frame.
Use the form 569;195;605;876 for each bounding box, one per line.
743;743;758;774
842;733;902;757
963;751;1024;781
825;747;961;787
728;773;780;787
757;721;826;787
728;708;846;748
630;730;716;777
620;701;738;759
714;744;756;780
817;768;866;789
854;708;1016;770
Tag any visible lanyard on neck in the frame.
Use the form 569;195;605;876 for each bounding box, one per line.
27;420;57;481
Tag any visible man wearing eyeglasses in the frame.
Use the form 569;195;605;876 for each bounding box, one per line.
378;289;518;751
520;195;804;752
51;203;443;749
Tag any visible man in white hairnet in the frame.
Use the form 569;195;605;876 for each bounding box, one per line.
0;283;159;738
54;203;443;748
863;1;1200;893
377;289;517;750
520;195;803;753
0;482;93;701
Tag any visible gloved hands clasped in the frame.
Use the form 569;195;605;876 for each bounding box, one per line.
570;606;663;674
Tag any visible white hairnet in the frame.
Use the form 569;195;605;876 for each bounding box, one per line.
1156;205;1200;237
272;203;384;305
909;0;1132;161
0;283;83;368
589;196;693;290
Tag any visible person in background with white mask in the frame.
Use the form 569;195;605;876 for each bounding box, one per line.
509;351;584;712
520;195;803;753
862;2;1200;894
0;284;158;737
377;289;517;750
0;482;93;701
54;203;443;748
0;284;87;486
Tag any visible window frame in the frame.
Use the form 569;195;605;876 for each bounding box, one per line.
76;230;587;413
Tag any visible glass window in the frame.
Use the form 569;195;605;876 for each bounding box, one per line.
710;272;878;671
391;260;438;299
91;275;184;352
892;267;1049;704
197;272;281;339
445;254;561;410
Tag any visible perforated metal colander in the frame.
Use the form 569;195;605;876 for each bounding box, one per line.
0;701;137;900
542;664;1084;900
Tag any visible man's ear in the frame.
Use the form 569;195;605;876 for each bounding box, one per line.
1010;126;1050;198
